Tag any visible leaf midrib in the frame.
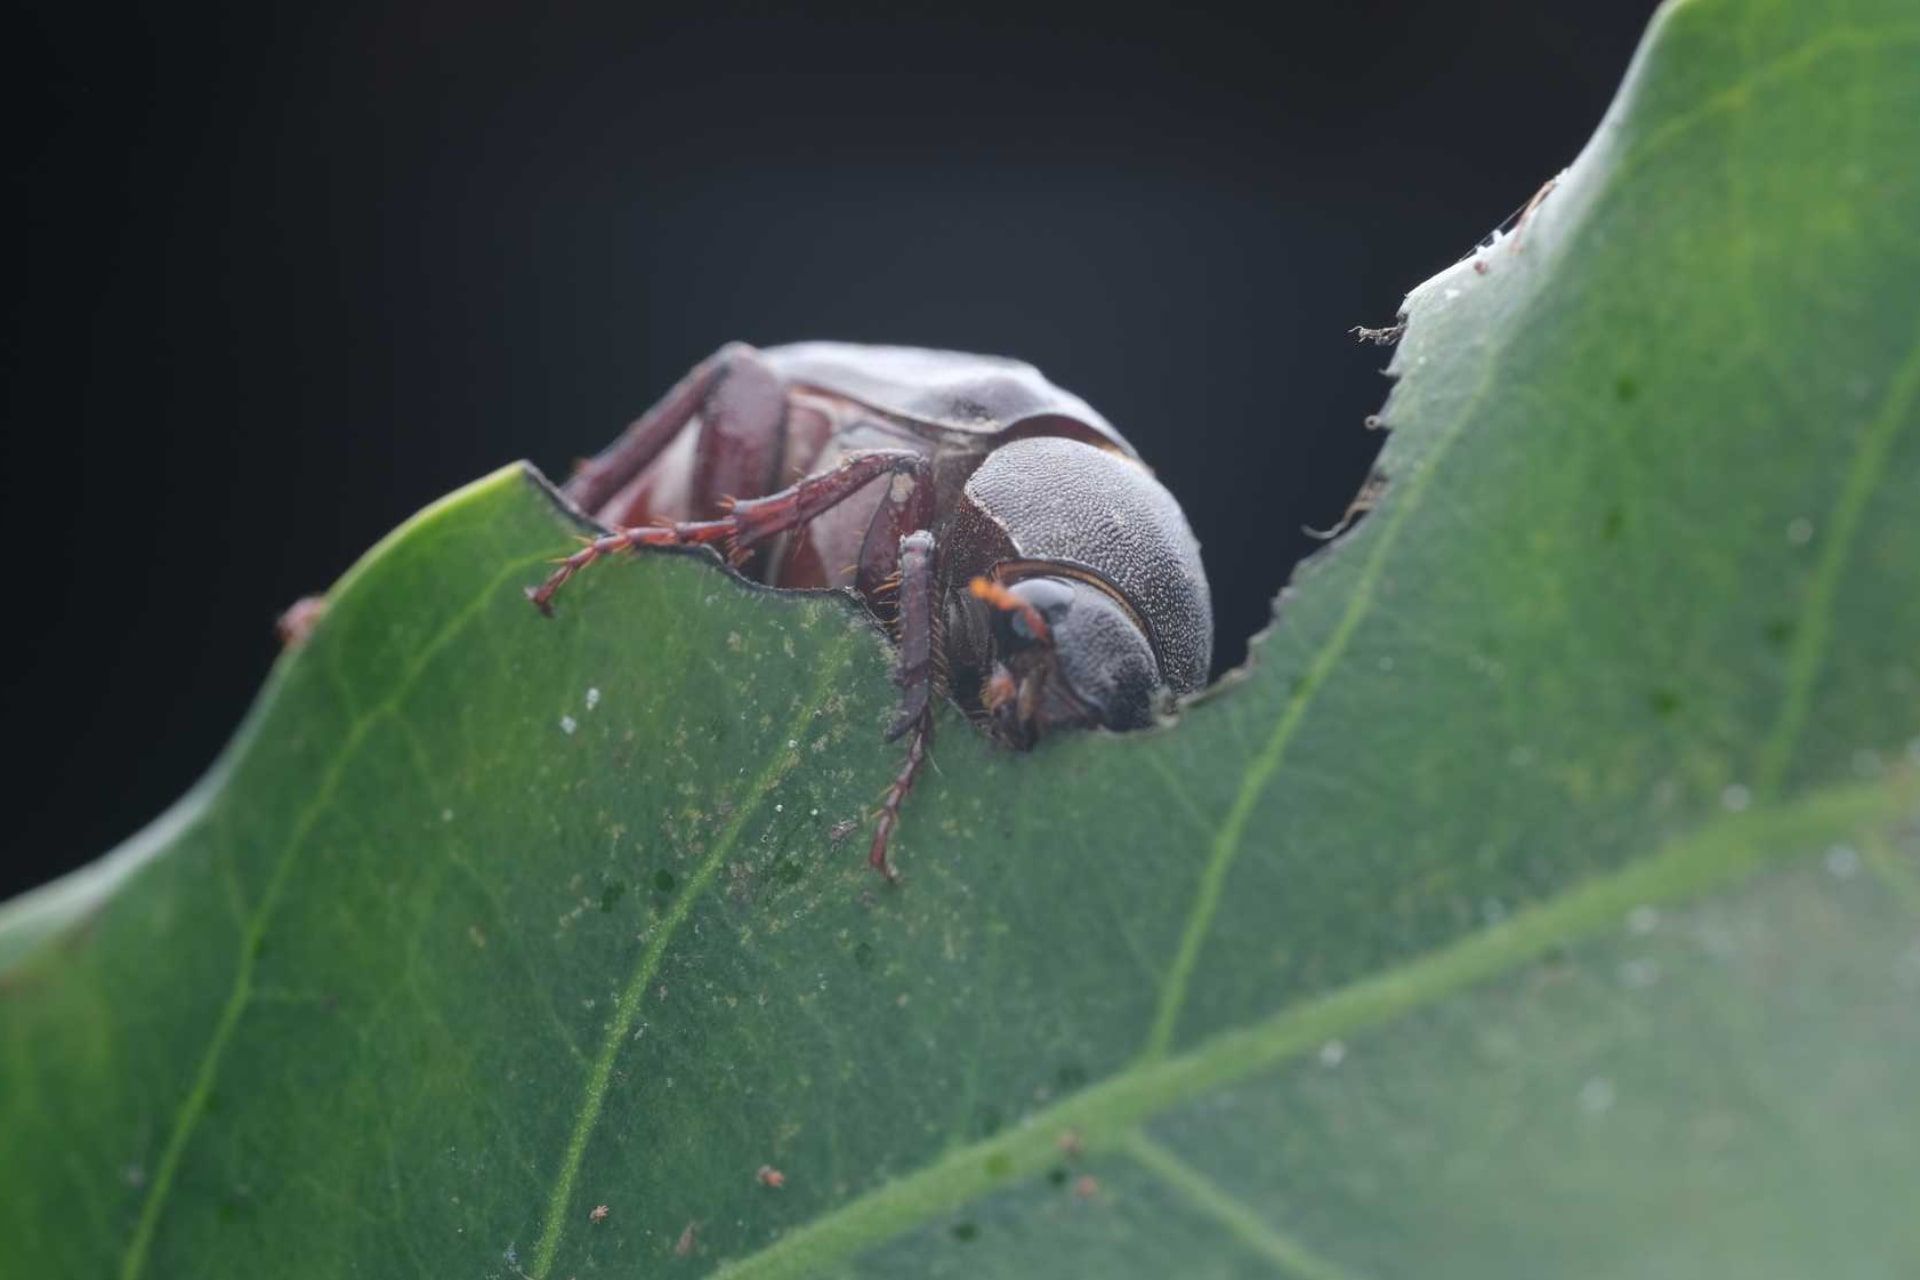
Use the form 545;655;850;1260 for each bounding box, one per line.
707;772;1914;1280
718;24;1920;1268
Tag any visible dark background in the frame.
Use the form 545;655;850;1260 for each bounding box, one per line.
3;1;1654;896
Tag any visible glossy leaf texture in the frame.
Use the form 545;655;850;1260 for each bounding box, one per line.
5;0;1920;1275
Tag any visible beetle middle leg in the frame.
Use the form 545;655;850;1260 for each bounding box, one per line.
870;529;939;882
528;449;930;613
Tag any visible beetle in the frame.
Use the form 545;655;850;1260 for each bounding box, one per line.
527;342;1211;879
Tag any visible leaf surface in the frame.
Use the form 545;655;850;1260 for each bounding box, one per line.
5;1;1920;1275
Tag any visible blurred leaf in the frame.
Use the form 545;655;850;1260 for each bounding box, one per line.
5;0;1920;1275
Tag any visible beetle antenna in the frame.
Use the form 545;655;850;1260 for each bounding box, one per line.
1304;468;1389;541
1459;168;1566;263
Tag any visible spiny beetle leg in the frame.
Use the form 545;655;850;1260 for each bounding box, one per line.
869;530;940;881
855;460;939;605
870;710;931;884
886;530;939;742
527;448;929;614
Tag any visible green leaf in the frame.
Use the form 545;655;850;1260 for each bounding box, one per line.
6;0;1920;1275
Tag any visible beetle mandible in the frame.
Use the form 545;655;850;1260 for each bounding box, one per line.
527;342;1212;879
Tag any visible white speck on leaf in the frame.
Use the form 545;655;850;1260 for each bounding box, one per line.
1720;783;1751;812
1579;1077;1616;1115
1895;942;1920;991
1619;958;1660;989
1824;845;1861;879
1786;516;1814;545
560;715;578;736
586;687;601;710
1318;1040;1347;1068
441;808;454;823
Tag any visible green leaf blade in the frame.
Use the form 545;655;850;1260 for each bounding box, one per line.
5;0;1920;1275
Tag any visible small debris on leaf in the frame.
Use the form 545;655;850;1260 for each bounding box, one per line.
756;1164;786;1189
1350;321;1406;346
275;595;328;649
589;1203;610;1223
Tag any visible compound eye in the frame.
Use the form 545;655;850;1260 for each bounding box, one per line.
1003;577;1073;645
972;575;1073;652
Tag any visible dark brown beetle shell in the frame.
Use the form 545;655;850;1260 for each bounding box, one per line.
764;342;1137;456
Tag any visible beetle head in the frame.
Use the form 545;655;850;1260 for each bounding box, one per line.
971;573;1163;749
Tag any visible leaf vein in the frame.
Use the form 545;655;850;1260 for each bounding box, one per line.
116;552;557;1279
705;773;1912;1280
1755;325;1920;793
1120;1130;1363;1280
526;631;859;1278
1142;326;1507;1061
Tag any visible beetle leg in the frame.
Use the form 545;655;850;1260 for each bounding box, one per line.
854;461;939;605
870;716;931;884
528;449;928;614
565;342;781;516
867;529;940;882
885;531;940;741
688;350;788;526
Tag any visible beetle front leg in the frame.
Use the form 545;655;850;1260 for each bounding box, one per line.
869;717;930;884
884;530;939;741
528;449;929;614
870;528;940;881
